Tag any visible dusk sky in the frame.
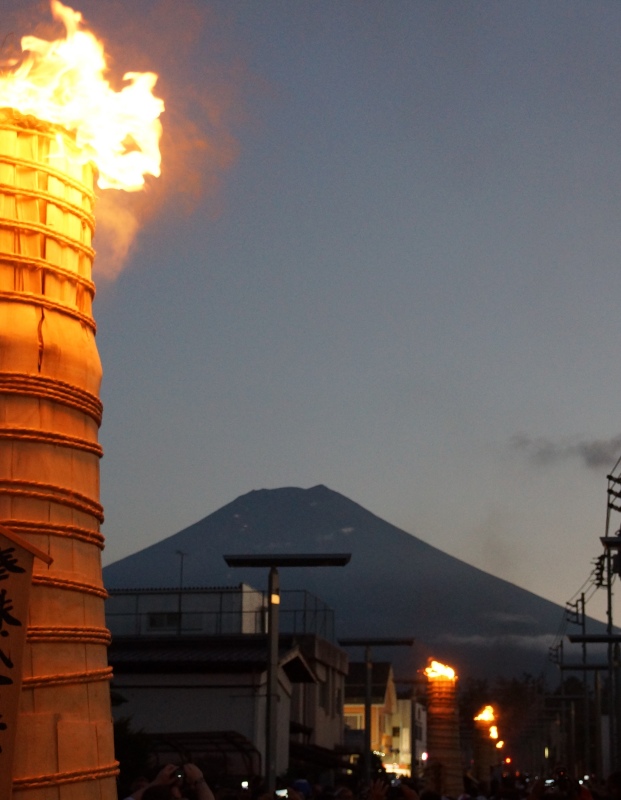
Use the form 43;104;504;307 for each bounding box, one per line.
5;0;621;623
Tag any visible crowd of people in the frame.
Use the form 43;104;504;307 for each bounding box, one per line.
119;766;621;800
122;771;424;800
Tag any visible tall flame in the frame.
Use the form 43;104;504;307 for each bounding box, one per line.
0;0;163;191
425;659;456;680
474;705;495;722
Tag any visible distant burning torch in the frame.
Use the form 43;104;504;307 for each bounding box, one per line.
473;705;500;786
424;660;463;799
0;2;163;798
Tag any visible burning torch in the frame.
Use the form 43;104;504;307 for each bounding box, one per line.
424;659;463;799
0;2;163;798
473;705;500;786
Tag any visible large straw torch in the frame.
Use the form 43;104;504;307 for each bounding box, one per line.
473;705;499;787
424;660;463;799
0;2;163;798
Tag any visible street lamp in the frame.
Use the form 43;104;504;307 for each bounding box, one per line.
224;552;351;791
339;637;415;785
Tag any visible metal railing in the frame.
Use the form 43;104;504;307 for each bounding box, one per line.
280;590;335;641
106;589;335;641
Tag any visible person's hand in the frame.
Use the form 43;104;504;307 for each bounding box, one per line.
153;765;180;786
130;766;182;800
183;765;215;800
369;779;388;800
530;779;545;800
288;788;304;800
401;785;420;800
184;764;205;786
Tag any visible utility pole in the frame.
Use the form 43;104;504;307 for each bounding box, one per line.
595;669;602;779
225;552;351;792
604;459;621;769
580;593;591;775
565;594;591;775
175;549;186;636
339;637;415;786
600;533;621;770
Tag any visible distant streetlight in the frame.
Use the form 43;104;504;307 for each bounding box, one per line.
339;637;415;785
224;553;351;792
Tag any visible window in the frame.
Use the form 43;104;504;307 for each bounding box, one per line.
147;612;180;631
336;688;343;717
344;714;364;730
319;679;329;711
392;726;400;737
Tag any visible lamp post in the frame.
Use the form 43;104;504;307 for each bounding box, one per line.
339;637;415;785
224;552;351;791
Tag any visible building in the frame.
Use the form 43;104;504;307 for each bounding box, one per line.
343;664;427;777
391;689;427;777
343;662;397;769
106;585;348;780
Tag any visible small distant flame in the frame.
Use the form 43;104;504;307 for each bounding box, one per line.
425;660;456;680
474;705;495;722
496;740;504;749
0;0;164;191
489;725;499;739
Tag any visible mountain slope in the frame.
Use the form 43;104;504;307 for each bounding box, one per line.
103;484;595;678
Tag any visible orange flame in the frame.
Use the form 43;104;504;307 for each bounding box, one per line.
489;725;499;739
424;660;456;680
474;705;495;722
0;0;164;191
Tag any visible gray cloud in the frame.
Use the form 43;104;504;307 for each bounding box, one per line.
482;611;536;626
510;433;621;470
437;633;553;652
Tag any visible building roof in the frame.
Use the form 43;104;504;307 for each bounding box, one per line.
108;584;252;595
109;633;317;682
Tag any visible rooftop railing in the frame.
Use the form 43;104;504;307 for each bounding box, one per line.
105;589;335;641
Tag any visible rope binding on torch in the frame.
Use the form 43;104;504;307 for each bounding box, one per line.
0;478;104;521
12;762;119;789
27;626;112;645
0;372;102;425
0;519;104;548
0;180;95;231
31;574;107;598
0;289;97;331
22;665;113;689
0;427;102;456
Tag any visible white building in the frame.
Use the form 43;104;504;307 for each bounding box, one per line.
106;585;348;780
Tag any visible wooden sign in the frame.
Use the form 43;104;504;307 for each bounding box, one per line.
0;524;52;800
